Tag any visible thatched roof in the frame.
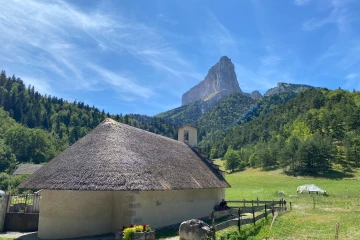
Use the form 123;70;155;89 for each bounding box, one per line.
20;119;230;191
11;164;44;175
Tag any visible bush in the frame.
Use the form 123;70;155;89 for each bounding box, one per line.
122;224;152;240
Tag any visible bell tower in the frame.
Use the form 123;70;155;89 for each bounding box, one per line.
178;126;198;147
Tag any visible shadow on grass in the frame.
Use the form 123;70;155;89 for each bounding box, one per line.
226;167;247;174
218;218;270;240
156;228;179;239
284;169;354;180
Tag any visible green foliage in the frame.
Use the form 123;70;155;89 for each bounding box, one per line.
0;70;178;175
123;227;136;240
0;141;16;172
224;147;240;172
197;93;257;153
211;88;360;175
156;101;203;126
122;225;152;240
0;173;27;193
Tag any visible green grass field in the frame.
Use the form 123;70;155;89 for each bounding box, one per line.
214;159;360;239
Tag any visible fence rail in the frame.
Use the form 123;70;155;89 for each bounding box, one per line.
210;199;288;232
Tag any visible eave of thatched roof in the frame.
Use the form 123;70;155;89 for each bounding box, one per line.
20;119;230;191
11;164;44;175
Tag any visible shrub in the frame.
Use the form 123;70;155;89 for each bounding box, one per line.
122;224;152;240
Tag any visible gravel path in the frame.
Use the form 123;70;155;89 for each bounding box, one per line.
0;232;115;240
0;232;39;240
0;232;179;240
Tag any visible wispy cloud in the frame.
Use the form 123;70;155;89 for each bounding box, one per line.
302;0;354;32
0;0;197;100
314;40;360;73
235;63;276;93
343;73;360;90
200;10;239;56
20;76;55;96
346;73;359;80
88;64;153;98
260;55;283;67
294;0;311;6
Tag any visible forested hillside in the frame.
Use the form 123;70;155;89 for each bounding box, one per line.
199;91;299;155
196;93;256;150
212;88;360;175
0;71;178;177
155;100;203;126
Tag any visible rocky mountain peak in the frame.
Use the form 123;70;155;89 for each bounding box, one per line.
250;90;263;100
182;56;242;106
264;82;313;97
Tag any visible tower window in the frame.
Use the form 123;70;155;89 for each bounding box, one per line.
184;130;189;143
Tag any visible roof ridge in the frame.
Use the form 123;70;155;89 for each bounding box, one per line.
102;118;184;145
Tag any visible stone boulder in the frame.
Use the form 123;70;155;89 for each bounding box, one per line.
179;219;212;240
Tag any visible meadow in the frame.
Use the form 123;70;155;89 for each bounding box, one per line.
215;159;360;239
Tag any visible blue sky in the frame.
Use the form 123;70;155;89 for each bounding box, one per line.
1;0;360;116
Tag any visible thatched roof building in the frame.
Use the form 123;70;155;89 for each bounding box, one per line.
20;118;228;191
19;119;229;239
11;164;43;175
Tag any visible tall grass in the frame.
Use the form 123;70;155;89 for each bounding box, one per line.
214;160;360;239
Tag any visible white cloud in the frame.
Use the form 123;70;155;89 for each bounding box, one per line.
20;76;55;96
234;63;278;94
87;64;153;98
260;55;283;67
346;73;359;80
200;10;239;56
294;0;311;6
302;0;354;32
0;0;198;101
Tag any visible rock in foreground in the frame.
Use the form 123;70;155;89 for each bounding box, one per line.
179;219;212;240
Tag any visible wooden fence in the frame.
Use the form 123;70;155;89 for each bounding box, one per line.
210;199;289;232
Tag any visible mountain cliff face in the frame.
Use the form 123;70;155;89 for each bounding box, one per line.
182;56;242;106
264;82;313;97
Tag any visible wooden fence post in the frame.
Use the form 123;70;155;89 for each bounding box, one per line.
265;203;267;219
290;202;292;211
244;199;245;207
210;210;215;227
335;223;340;240
271;200;275;217
238;208;241;232
313;196;315;209
252;206;256;226
257;197;259;206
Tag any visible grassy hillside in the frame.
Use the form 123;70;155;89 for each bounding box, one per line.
216;163;360;239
